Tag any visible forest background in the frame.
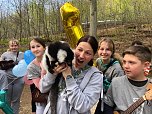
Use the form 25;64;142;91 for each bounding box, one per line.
0;0;152;53
0;0;152;113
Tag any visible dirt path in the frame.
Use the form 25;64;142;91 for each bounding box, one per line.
20;85;32;114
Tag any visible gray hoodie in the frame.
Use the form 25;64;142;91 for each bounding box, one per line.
39;66;103;114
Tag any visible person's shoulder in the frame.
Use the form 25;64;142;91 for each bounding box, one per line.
110;76;126;89
110;60;123;70
112;59;121;66
27;61;36;69
90;66;101;73
89;66;103;83
19;51;24;54
94;58;101;66
107;62;121;72
18;52;24;58
1;51;10;56
112;75;126;83
88;66;103;78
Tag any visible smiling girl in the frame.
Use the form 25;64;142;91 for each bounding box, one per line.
27;37;47;114
94;38;124;114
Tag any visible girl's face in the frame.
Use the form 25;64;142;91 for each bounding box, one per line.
123;54;148;80
30;40;45;58
98;41;112;63
9;41;19;52
74;42;94;69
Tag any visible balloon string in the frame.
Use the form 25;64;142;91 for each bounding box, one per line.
2;78;17;90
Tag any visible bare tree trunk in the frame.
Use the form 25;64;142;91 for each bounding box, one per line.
19;0;22;40
57;1;63;33
90;0;97;38
24;0;31;38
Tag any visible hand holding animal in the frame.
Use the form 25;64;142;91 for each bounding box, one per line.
41;41;74;114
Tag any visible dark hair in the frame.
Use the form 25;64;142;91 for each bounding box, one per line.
30;36;46;48
131;41;143;46
99;38;115;57
123;45;151;62
77;35;98;66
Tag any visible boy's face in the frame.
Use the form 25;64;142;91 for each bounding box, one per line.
9;41;19;52
123;54;149;80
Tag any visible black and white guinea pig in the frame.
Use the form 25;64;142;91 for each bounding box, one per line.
42;41;74;74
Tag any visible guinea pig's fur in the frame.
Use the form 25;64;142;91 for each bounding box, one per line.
42;41;74;114
42;41;74;74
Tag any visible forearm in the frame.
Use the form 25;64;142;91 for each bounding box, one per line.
39;72;57;93
32;78;41;89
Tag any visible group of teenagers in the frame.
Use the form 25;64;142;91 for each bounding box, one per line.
0;35;152;114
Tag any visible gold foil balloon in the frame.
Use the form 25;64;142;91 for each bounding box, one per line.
60;2;84;48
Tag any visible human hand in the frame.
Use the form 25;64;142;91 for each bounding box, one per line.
62;65;72;79
13;61;18;65
52;63;67;76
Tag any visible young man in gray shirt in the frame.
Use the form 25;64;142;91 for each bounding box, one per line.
104;45;152;114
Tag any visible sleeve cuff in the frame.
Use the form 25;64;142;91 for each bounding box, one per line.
44;72;57;82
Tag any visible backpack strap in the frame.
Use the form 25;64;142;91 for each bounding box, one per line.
96;58;117;75
103;59;117;74
80;66;101;91
15;51;19;62
69;67;102;111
